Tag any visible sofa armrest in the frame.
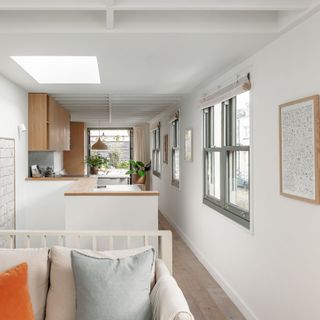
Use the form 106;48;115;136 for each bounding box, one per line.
155;259;171;281
150;269;194;320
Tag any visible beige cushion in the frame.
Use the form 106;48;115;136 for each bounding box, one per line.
45;246;155;320
0;248;50;320
151;273;194;320
155;259;171;281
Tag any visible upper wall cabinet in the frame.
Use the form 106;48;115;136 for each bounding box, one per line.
28;93;70;151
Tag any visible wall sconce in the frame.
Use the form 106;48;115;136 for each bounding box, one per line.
18;123;27;138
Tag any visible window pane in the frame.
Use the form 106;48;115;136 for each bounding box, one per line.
152;150;156;171
213;104;222;147
153;131;156;149
156;129;160;149
236;91;250;146
157;150;161;173
227;151;249;211
203;109;209;148
173;149;179;181
172;120;179;148
176;120;180;147
225;99;236;146
89;129;130;170
206;151;220;199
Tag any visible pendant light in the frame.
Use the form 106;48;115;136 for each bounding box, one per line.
92;127;108;150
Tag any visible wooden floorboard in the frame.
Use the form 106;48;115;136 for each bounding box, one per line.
159;214;246;320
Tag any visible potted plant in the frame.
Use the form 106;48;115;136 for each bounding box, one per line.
86;154;107;175
126;160;151;184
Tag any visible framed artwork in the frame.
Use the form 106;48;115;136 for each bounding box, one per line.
31;165;41;177
0;138;15;247
163;134;168;164
279;95;320;203
184;129;193;162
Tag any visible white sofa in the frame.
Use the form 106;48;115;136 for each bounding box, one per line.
0;230;194;320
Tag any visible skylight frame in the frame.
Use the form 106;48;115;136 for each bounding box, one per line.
10;56;101;84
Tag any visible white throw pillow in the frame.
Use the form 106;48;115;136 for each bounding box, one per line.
45;246;155;320
0;248;50;320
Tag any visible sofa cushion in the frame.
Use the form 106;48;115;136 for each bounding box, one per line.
0;248;49;320
46;246;155;320
151;274;194;320
0;263;35;320
71;249;155;320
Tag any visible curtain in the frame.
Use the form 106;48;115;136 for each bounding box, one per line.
133;127;148;163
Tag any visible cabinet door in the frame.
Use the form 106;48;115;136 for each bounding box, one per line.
48;97;61;151
63;122;85;175
40;95;70;151
28;93;48;151
63;110;71;151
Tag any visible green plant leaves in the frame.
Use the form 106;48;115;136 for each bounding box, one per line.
85;155;108;168
138;170;146;177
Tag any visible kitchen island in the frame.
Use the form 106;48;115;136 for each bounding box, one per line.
23;177;159;234
64;177;159;231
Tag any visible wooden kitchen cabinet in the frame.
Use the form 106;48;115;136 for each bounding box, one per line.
63;122;86;176
28;93;70;151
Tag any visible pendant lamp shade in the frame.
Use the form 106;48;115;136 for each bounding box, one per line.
92;137;108;150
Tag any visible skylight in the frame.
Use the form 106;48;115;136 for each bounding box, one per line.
10;56;101;84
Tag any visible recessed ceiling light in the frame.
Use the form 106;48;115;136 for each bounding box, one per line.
10;56;101;84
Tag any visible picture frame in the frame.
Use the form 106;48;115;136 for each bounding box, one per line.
184;129;193;162
163;134;168;164
0;137;16;247
279;95;320;203
31;164;42;178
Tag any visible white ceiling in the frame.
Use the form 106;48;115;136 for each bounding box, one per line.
0;0;318;126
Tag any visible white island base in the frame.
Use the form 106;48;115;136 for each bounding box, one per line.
64;181;159;249
65;195;158;230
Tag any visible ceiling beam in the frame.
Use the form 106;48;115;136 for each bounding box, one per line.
0;0;310;12
106;0;115;30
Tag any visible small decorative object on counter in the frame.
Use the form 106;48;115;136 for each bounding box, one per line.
126;160;151;184
30;165;42;178
44;167;54;178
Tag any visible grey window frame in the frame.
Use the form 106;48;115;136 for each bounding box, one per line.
171;118;180;188
203;96;250;229
152;127;161;177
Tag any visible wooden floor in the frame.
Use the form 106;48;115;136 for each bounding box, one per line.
159;214;246;320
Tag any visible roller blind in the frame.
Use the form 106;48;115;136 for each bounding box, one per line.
168;109;180;123
200;73;251;109
150;121;160;131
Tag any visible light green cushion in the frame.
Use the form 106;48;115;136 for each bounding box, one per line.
71;248;155;320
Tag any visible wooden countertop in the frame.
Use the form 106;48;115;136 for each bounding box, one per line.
64;177;159;196
25;177;80;181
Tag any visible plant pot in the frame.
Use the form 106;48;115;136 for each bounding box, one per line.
132;174;146;184
90;167;99;175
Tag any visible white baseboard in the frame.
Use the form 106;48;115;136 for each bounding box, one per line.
161;211;258;320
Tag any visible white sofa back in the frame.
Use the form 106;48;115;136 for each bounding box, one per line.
0;230;187;320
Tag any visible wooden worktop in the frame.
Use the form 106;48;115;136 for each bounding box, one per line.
64;177;159;196
26;176;159;196
25;177;80;181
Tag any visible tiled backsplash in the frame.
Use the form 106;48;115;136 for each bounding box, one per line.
28;151;64;176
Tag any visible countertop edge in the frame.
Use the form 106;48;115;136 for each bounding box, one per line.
64;191;160;196
25;177;80;181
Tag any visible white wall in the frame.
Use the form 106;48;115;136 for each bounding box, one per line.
151;12;320;320
0;74;28;229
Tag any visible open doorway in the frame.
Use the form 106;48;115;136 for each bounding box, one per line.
87;128;133;179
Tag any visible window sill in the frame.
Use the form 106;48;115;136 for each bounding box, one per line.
203;197;250;229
